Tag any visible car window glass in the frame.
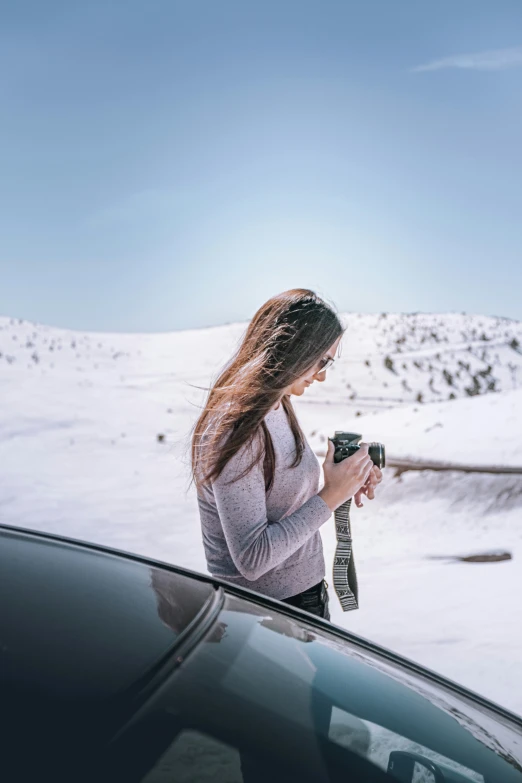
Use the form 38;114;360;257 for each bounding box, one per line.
329;708;484;782
412;762;435;783
119;597;522;783
124;608;396;782
141;730;242;783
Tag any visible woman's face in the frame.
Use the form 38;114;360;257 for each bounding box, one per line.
284;335;342;399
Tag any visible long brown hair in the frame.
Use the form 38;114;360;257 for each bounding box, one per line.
190;289;344;494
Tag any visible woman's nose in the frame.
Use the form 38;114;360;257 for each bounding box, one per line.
314;370;327;382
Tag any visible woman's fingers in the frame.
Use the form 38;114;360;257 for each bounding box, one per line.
334;447;380;507
365;465;382;488
367;476;378;491
362;456;373;476
372;465;383;483
344;454;371;478
355;464;383;505
354;489;364;508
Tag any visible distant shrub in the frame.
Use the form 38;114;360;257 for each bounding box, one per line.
442;369;454;386
384;356;396;374
465;375;481;396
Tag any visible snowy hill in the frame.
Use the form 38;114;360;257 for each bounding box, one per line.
2;312;522;410
1;312;521;715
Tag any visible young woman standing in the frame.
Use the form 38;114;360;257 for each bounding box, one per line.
191;289;382;620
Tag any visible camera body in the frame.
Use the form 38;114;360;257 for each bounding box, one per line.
331;431;386;469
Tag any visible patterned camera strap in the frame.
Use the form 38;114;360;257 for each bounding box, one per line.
333;498;359;611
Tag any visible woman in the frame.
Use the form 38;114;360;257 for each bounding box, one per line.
191;289;382;621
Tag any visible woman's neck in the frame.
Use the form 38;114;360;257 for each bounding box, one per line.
272;397;284;412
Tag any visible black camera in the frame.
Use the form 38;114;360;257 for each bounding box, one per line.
331;431;386;469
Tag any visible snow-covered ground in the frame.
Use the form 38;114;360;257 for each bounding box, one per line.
1;312;521;715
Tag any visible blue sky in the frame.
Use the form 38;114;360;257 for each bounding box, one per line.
1;0;521;331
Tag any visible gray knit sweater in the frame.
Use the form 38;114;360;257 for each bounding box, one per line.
196;403;332;600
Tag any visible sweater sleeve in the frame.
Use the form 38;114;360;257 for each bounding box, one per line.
211;438;332;581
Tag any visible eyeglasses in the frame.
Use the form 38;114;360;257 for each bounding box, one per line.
315;355;335;373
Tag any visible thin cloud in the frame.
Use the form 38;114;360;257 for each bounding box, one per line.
413;46;522;73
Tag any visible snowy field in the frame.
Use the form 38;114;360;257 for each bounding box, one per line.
1;311;521;715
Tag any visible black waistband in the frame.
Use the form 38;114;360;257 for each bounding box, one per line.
284;580;326;603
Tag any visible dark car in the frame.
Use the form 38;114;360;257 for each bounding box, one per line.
1;523;521;783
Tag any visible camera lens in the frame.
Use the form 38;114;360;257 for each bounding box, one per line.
368;442;385;469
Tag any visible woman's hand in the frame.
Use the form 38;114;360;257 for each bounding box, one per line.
318;440;374;512
354;464;383;508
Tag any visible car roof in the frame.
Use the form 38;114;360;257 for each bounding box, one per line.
0;525;214;728
2;522;522;740
2;523;522;782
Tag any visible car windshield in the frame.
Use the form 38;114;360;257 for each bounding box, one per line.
107;595;522;783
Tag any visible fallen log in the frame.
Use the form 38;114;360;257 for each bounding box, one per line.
387;458;522;476
427;551;513;564
314;451;522;475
